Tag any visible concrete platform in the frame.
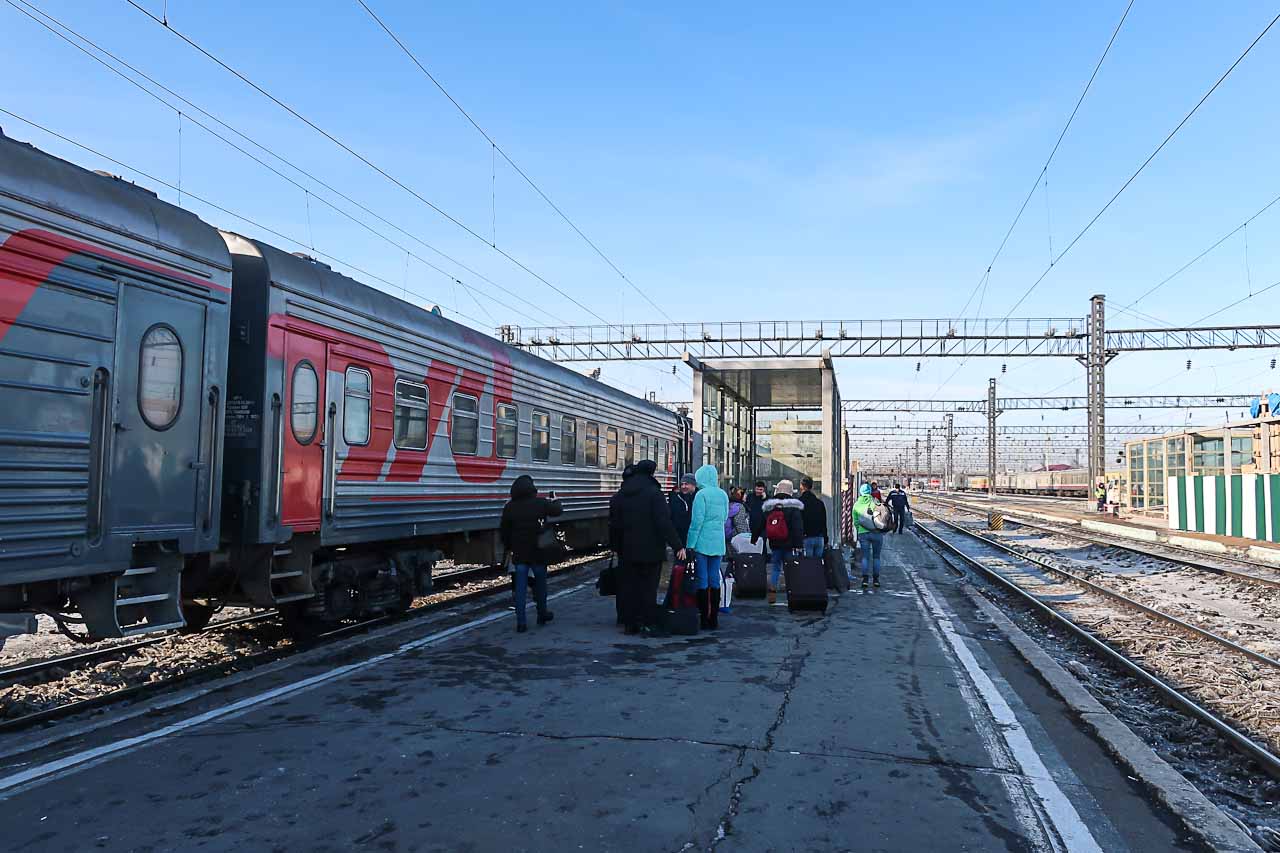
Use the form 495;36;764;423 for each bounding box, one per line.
0;536;1223;852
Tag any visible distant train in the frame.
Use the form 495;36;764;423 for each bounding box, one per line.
0;131;693;646
956;468;1092;497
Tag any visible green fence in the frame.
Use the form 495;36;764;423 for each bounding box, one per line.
1167;473;1280;541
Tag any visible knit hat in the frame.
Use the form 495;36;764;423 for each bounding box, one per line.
775;479;794;496
681;473;697;486
859;483;872;496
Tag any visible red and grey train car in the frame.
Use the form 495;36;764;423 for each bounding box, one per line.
0;131;690;644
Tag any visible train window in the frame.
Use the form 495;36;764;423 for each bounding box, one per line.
343;367;372;446
497;403;519;459
585;422;599;467
659;439;669;473
290;360;318;445
668;440;676;472
561;416;577;464
452;394;479;455
393;380;429;450
640;435;650;462
606;427;619;468
532;410;550;462
137;324;183;430
624;431;635;467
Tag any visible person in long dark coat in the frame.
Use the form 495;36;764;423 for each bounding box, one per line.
499;474;562;632
669;474;696;544
611;459;686;635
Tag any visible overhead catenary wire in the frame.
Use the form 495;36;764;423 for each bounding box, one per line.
6;0;557;327
955;0;1135;320
353;0;679;326
936;0;1135;400
124;0;630;335
1001;9;1280;318
0;106;491;329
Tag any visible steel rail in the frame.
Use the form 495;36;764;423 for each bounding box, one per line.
921;494;1280;590
0;560;587;732
911;522;1280;780
916;508;1280;673
0;564;502;687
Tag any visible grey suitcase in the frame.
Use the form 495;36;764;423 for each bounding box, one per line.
824;547;849;592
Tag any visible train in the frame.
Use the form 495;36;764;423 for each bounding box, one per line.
0;131;693;646
956;468;1092;497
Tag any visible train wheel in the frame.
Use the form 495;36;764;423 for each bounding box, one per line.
179;601;215;633
279;600;325;640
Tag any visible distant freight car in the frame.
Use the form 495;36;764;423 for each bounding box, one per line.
0;132;692;645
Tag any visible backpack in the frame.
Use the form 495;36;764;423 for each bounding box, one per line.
765;507;790;544
871;500;893;531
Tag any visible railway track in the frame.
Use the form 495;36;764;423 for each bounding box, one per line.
921;493;1280;589
911;509;1280;779
0;557;603;734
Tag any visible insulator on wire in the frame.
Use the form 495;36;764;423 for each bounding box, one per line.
1186;359;1191;370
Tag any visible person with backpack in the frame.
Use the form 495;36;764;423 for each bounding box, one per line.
609;460;687;636
500;475;563;632
686;464;729;629
886;483;910;534
852;483;889;588
797;476;827;557
762;480;805;604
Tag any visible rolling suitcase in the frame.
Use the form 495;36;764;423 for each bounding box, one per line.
824;547;849;593
732;552;767;598
662;560;699;635
784;556;828;612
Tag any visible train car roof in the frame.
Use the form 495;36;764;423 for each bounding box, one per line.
226;232;679;421
0;129;230;273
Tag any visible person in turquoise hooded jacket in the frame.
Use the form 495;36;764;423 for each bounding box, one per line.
686;463;729;628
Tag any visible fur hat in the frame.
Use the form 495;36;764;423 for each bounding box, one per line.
775;479;794;496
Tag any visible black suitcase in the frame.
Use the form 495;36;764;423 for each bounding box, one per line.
784;556;828;612
732;553;768;598
663;607;700;636
824;547;849;593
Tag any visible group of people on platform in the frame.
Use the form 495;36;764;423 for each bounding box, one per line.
498;463;910;634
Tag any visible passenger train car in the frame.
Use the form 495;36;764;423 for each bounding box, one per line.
957;468;1090;496
0;131;691;644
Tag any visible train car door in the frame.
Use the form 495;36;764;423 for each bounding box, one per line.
281;331;327;531
108;283;208;535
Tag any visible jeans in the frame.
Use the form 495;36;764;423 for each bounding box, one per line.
859;531;884;577
694;553;722;590
768;546;791;588
512;563;548;627
620;561;660;630
802;536;825;557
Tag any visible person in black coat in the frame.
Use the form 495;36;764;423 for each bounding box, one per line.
500;474;562;632
745;480;767;543
798;476;828;556
611;460;687;635
669;473;696;544
761;480;805;604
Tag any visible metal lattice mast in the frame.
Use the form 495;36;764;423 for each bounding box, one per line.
1086;295;1108;500
945;414;954;487
914;438;920;480
926;430;933;483
987;378;997;497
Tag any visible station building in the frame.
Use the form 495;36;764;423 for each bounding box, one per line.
1122;393;1280;541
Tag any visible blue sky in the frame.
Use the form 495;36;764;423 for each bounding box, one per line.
4;1;1279;468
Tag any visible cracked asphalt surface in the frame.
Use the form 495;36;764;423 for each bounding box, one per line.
0;536;1202;851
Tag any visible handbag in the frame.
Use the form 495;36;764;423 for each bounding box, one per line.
596;556;618;596
536;520;571;565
